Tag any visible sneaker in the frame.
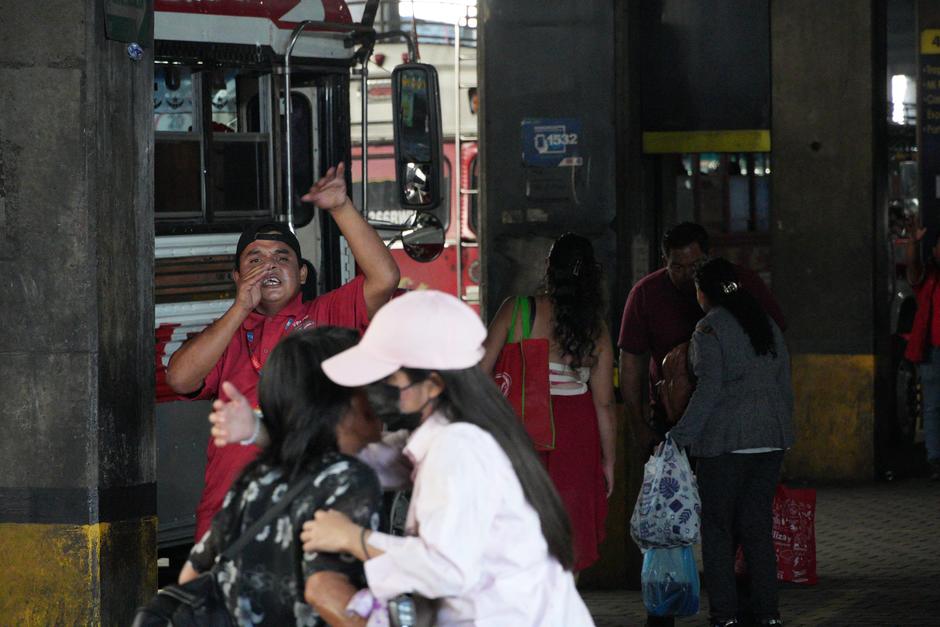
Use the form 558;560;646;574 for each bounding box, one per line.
710;620;739;627
759;620;783;626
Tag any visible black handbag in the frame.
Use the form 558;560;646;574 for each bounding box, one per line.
132;480;310;627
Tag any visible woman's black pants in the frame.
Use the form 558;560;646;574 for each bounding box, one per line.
696;450;783;623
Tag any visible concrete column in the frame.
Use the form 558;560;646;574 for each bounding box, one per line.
478;0;618;321
479;0;623;587
771;1;887;480
0;1;155;623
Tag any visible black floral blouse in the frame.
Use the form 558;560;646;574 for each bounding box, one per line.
188;452;381;626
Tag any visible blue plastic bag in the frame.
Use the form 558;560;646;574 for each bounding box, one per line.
630;438;701;549
642;546;700;617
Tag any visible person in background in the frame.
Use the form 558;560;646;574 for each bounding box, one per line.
618;222;785;627
618;222;786;449
668;257;794;627
481;232;615;573
899;217;940;480
300;290;595;626
179;327;383;627
165;163;400;541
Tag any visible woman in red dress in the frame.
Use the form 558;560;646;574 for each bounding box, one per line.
482;233;616;572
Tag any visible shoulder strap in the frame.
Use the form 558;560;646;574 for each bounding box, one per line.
519;296;532;340
220;477;310;561
526;296;536;339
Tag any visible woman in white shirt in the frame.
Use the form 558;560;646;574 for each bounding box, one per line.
300;289;594;626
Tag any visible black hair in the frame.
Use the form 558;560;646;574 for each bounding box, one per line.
238;327;359;485
695;257;776;357
401;366;575;570
545;233;605;370
301;258;318;302
662;222;710;256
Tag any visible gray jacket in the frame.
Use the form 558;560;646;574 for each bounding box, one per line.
669;306;795;458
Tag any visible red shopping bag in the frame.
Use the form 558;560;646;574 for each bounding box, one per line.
772;484;817;584
735;484;817;585
492;297;555;451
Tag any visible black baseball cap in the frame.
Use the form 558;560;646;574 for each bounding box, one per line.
234;222;303;269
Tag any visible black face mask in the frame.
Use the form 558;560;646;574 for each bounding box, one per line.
364;381;426;432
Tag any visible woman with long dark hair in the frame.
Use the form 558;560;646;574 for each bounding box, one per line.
299;290;594;625
480;232;615;572
178;327;383;627
668;257;794;627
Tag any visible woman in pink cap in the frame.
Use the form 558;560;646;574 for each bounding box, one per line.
298;289;595;626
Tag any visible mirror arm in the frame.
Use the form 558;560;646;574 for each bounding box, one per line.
286;20;374;231
374;30;418;63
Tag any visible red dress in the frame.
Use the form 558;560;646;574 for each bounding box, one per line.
539;378;608;571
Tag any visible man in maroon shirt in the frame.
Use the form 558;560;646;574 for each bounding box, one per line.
619;223;785;445
166;163;400;541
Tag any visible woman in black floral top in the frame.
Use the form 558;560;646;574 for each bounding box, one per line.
180;327;382;627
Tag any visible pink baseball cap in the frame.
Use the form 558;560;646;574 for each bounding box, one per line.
322;290;486;386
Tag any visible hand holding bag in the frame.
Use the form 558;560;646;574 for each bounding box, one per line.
491;296;555;450
630;437;701;550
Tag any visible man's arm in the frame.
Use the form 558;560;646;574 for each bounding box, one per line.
903;216;927;286
618;349;647;427
480;297;517;375
302;163;400;318
165;263;267;395
590;326;617;497
619;348;660;452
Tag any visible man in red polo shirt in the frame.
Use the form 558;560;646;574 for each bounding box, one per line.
618;223;785;627
166;163;400;541
619;223;786;448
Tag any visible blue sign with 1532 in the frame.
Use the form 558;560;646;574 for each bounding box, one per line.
521;118;583;167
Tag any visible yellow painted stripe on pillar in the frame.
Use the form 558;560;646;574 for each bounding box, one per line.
642;129;771;153
921;29;940;54
787;354;875;481
0;518;157;625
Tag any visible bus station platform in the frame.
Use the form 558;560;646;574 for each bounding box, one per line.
583;478;940;626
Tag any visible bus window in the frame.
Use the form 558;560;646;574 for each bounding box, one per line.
211;72;270;220
155;66;202;218
155;68;274;230
282;93;314;227
468;154;479;235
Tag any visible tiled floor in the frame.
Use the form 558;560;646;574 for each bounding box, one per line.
583;478;940;626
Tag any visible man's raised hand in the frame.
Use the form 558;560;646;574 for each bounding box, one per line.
301;163;352;213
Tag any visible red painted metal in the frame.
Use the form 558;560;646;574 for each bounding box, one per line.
154;0;352;27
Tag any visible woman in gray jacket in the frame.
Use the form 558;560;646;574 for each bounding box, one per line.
668;257;794;627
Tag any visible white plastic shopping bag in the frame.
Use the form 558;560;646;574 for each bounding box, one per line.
630;438;701;549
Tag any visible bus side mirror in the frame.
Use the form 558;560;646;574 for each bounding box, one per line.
401;212;445;262
392;63;444;210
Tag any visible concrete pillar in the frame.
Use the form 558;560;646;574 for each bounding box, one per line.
479;0;623;587
0;1;155;623
770;1;887;480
